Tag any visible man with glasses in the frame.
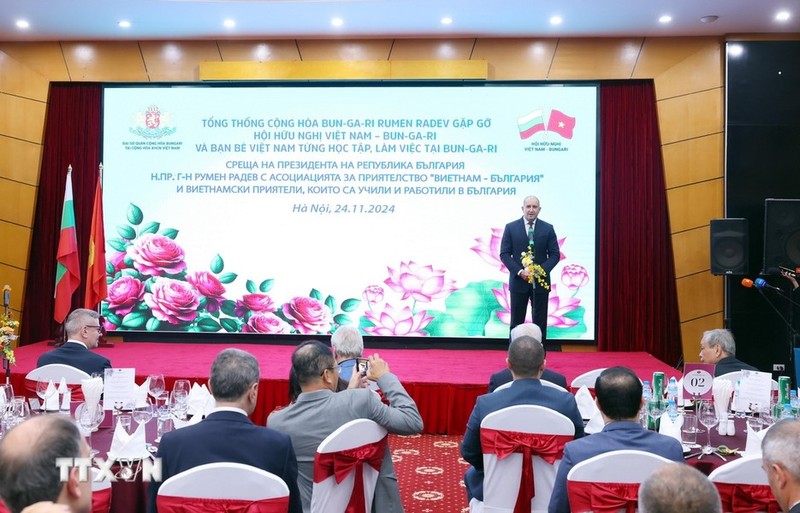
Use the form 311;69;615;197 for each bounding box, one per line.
269;340;423;513
37;308;111;376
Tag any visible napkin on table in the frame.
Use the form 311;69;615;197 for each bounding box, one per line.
133;377;151;408
81;377;104;417
108;420;148;460
58;377;71;410
186;383;215;417
658;411;684;443
574;386;599;420
742;422;770;457
713;379;733;420
45;379;60;411
173;412;205;430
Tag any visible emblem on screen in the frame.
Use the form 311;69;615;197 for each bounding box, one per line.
129;106;177;139
516;108;576;140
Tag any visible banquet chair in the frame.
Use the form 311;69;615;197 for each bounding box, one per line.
566;449;674;513
157;462;290;513
493;380;568;394
312;418;388;513
470;404;575;513
91;467;112;513
708;455;779;513
25;364;91;400
569;368;607;392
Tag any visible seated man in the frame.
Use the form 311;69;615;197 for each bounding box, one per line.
330;325;364;382
148;348;301;513
639;463;722;513
269;340;423;513
462;335;584;503
698;328;757;376
548;366;684;513
0;415;91;513
37;308;111;376
761;419;800;513
487;323;568;392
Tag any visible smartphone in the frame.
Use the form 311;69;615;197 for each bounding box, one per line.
356;358;369;376
779;266;798;278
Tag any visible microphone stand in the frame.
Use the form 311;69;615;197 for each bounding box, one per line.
754;287;798;384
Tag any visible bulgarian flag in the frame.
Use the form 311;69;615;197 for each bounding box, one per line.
54;166;80;323
84;164;107;309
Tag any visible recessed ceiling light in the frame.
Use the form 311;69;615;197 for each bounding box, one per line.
16;19;30;29
441;17;453;25
223;19;235;28
659;15;672;24
700;15;719;23
118;20;131;29
727;44;744;57
550;16;562;26
776;11;791;21
331;17;344;27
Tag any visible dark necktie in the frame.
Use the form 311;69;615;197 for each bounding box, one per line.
527;222;534;243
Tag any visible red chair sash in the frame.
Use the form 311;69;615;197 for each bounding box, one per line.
157;495;289;513
313;436;388;513
715;482;780;513
480;428;573;513
567;481;639;513
91;487;112;513
24;378;85;402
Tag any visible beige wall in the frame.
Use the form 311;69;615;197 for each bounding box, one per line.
0;38;727;357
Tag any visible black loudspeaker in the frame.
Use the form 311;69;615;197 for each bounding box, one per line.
710;218;749;275
763;199;800;274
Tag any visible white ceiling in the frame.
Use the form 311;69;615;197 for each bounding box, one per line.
0;0;797;41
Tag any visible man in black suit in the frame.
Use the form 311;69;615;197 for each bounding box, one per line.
37;308;111;376
147;348;301;513
487;323;568;392
500;195;560;348
698;328;757;376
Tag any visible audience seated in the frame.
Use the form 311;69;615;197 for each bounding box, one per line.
0;415;91;513
548;366;684;513
699;328;757;376
268;340;423;513
147;348;302;513
487;323;568;392
330;325;364;382
461;334;584;503
638;463;722;513
762;419;800;513
37;308;111;376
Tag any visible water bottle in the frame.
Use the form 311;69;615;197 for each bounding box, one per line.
780;403;795;420
666;377;679;420
791;390;799;416
641;381;652;427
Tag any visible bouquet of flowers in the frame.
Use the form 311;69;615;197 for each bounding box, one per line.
0;311;18;365
520;245;550;290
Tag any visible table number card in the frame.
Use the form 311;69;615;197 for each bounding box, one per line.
682;363;715;400
103;368;136;410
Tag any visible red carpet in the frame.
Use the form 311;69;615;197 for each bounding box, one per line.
11;341;680;435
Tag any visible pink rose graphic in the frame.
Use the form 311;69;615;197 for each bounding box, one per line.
242;312;292;334
471;228;507;273
384;261;457;303
362;285;385;305
547;284;580;328
561;264;589;291
235;293;276;317
187;271;227;312
492;284;532;326
144;278;200;325
282;296;333;334
126;233;187;277
103;318;118;331
106;276;146;316
109;250;128;273
363;304;433;336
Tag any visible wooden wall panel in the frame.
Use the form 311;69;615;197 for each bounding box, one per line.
217;41;302;62
657;88;723;144
0;137;41;185
667;179;723;233
680;312;724;363
0;180;36;229
297;40;395;61
471;39;556;79
676;272;723;321
388;39;476;61
140;41;222;82
0;50;50;101
635;38;723;99
0;94;46;144
672;226;711;278
662;134;723;190
0;42;70;82
549;38;642;79
61;42;148;81
0;221;32;269
0;263;27;312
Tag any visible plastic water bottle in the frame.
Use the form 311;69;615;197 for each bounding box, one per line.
641;381;652;427
780;403;795;420
666;377;679;421
791;390;799;416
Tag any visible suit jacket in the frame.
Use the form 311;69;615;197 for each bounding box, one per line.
36;341;111;376
714;355;758;376
547;421;685;513
461;378;585;501
487;368;568;393
147;410;302;513
499;217;560;294
268;373;423;513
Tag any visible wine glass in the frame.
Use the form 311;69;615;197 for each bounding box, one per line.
697;400;719;455
11;397;30;426
75;402;105;457
36;379;56;412
646;399;665;430
170;390;188;421
172;379;190;396
132;399;155;426
147;374;165;400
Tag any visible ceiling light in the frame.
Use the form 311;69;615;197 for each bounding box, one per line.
118;20;131;29
223;19;235;28
727;44;744;57
331;17;344;27
776;11;791;21
659;15;672;24
441;17;453;25
550;16;562;26
700;15;719;23
15;19;30;29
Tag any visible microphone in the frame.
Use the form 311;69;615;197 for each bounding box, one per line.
754;277;783;292
741;278;755;288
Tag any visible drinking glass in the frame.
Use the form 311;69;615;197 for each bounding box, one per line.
647;400;665;430
133;399;155;426
148;374;166;400
170;390;188;421
697;400;719;455
172;379;190;396
11;397;30;426
117;414;132;434
681;413;699;448
75;402;105;457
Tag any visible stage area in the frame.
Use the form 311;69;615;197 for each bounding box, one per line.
11;341;679;435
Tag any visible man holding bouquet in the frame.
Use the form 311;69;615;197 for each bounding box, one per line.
500;195;560;349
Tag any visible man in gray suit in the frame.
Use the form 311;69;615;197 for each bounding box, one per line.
269;340;423;513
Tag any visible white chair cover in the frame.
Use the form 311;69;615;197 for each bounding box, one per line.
26;363;91;383
493;380;568;394
158;462;289;500
569;368;608;390
709;455;778;512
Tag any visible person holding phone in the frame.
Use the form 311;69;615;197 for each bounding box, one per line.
330;325;364;382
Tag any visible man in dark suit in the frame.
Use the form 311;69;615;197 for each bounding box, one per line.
499;195;560;348
37;308;111;376
147;348;302;513
762;419;800;513
698;328;758;376
487;323;568;392
548;367;684;513
461;335;584;503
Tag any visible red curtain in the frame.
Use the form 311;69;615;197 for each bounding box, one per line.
21;83;102;345
597;80;682;364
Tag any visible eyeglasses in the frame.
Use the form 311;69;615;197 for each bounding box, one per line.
320;366;336;377
84;325;103;333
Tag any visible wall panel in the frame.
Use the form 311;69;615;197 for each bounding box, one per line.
549;38;642;79
0;50;50;101
680;312;724;363
662;134;723;190
0;180;36;228
672;226;711;278
0;137;41;186
61;42;148;81
297;40;396;61
666;179;723;233
0;221;32;269
636;38;723;99
657;88;723;144
388;39;475;61
0;42;70;82
0;94;46;144
676;272;723;321
472;39;556;79
140;41;222;81
217;41;302;62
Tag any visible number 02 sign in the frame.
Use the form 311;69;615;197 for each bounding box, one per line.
682;363;716;400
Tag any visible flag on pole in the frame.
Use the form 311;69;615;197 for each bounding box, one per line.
84;163;107;309
54;166;81;323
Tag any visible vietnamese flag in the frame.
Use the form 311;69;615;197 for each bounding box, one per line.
546;109;576;139
84;164;107;309
54;167;81;323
